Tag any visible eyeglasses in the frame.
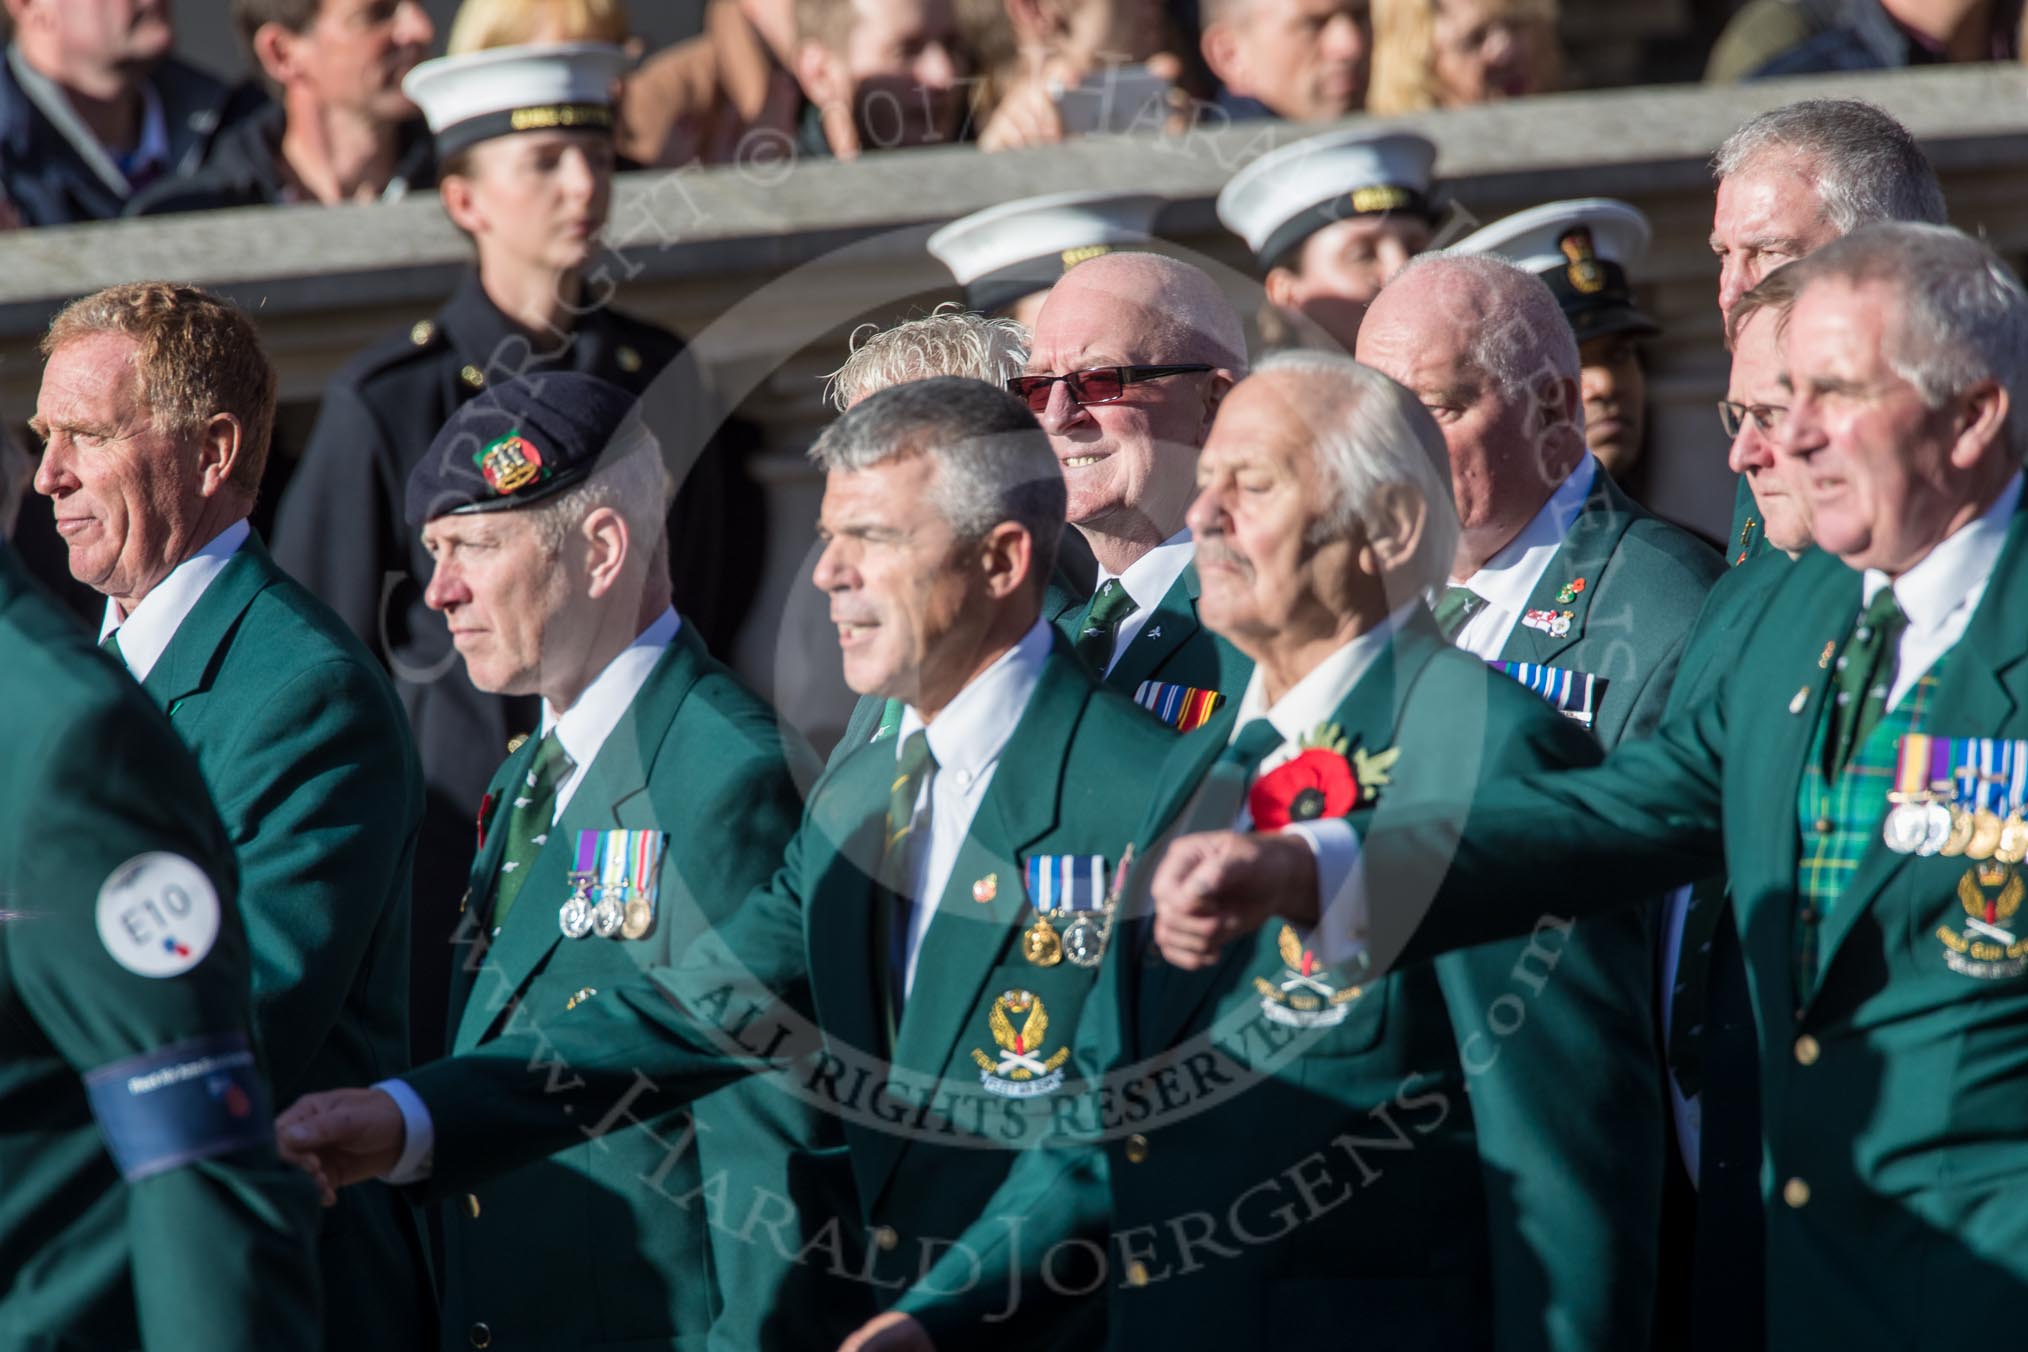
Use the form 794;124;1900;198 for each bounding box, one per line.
1007;364;1214;413
1717;399;1787;438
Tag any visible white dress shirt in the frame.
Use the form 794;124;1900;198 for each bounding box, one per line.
1093;529;1196;675
1871;471;2021;710
891;617;1052;995
98;519;250;679
381;607;683;1183
1448;457;1596;658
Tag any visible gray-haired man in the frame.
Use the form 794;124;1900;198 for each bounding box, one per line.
280;376;1177;1342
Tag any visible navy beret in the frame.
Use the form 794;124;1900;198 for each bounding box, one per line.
405;371;645;531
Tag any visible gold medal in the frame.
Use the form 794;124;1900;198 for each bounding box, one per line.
621;897;653;939
1997;810;2028;865
1940;805;1976;858
1023;912;1063;967
1967;808;2005;861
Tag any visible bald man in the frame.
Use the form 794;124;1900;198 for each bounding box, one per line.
834;252;1255;758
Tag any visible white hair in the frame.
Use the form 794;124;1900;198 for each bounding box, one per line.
1786;222;2028;462
1713;99;1946;234
1253;350;1459;595
823;304;1030;412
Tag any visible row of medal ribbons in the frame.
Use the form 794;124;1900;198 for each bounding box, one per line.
559;828;667;940
1883;736;2028;861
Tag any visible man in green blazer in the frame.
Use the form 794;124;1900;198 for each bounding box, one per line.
842;353;1664;1352
0;538;320;1349
29;282;430;1350
1156;223;2028;1351
834;252;1255;758
391;370;859;1351
280;377;1178;1341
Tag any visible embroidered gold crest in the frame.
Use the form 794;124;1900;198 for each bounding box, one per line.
969;989;1072;1097
1938;861;2028;978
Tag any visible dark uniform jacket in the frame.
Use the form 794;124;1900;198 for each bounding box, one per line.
126;100;437;215
272;269;735;1062
0;542;320;1349
0;44;261;226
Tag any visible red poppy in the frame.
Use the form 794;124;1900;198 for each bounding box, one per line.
1249;749;1360;829
1569;578;1586;594
476;791;498;849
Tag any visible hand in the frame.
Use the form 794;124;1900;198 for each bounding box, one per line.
838;1311;934;1352
275;1087;407;1206
978;75;1067;152
1152;830;1319;969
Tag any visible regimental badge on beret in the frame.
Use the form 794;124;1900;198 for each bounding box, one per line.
475;431;547;495
1560;228;1607;295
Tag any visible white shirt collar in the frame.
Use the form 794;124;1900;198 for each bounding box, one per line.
543;608;682;779
1862;471;2022;633
1453;456;1596;616
1230;602;1420;746
1099;528;1195;610
898;616;1053;781
99;518;250;681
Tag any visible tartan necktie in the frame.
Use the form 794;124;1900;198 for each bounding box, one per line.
1824;588;1907;780
1074;578;1138;671
880;731;938;1022
1431;585;1485;640
489;733;573;929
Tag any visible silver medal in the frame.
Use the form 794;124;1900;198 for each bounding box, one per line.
1062;915;1109;967
558;895;595;938
592;893;626;939
1916;801;1956;857
1882;801;1930;855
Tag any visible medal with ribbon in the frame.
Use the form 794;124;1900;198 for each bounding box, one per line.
622;830;666;939
1023;851;1120;968
593;830;630;938
559;832;598;938
1886;737;2028;861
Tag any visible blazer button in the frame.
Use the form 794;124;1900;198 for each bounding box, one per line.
1814;817;1835;835
1124;1133;1149;1164
1794;1035;1820;1066
464;1193;481;1219
1783;1177;1811;1209
872;1225;900;1252
469;1323;492;1349
1125;1260;1150;1287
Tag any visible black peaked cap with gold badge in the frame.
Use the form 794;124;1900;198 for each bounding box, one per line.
406;370;646;529
1452;197;1661;344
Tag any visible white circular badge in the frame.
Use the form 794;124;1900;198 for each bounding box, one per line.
95;852;222;978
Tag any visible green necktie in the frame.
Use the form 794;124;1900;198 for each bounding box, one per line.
1074;578;1138;671
489;733;573;929
1430;585;1485;640
1185;717;1288;833
100;629;125;665
1824;588;1907;780
880;731;938;1022
870;698;905;744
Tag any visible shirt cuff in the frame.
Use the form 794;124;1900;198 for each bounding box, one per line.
373;1078;434;1184
1280;819;1372;971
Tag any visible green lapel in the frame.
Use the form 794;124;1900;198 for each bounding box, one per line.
1104;564;1204;694
1809;505;2028;998
1044;571;1087;643
453;628;712;1050
854;647;1092;1209
140;533;278;717
1133;616;1437;1056
1498;465;1637;668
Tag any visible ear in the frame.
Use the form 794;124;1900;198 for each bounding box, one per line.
580;506;631;599
249;21;300;87
1359;482;1427;578
1947;379;2009;470
439;172;484;236
1197;369;1239;440
195;414;242;500
1264;265;1303;312
1200;21;1246;92
977;520;1035;601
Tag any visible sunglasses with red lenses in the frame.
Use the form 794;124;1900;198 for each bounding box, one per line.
1006;364;1214;413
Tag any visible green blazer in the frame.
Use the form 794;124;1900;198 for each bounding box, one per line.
403;637;1176;1337
898;612;1664;1350
1370;504;2028;1349
441;624;860;1352
0;543;319;1350
832;563;1252;763
1498;465;1722;749
141;534;429;1351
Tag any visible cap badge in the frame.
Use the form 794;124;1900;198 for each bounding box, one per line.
1560;228;1606;295
476;431;547;495
1060;243;1114;271
1348;184;1411;215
